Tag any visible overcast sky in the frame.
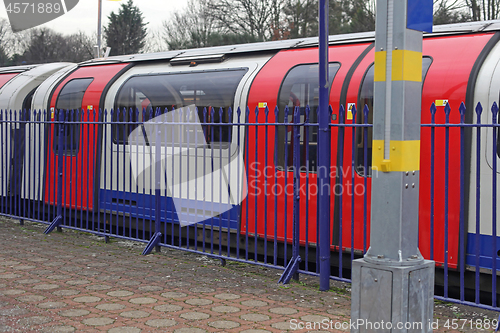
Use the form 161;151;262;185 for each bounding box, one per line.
0;0;187;36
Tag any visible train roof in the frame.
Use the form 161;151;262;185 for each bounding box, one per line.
78;20;500;67
0;62;75;75
0;64;39;74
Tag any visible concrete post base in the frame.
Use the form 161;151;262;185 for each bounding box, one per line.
351;259;435;332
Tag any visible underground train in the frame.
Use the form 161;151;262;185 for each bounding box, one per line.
1;20;500;273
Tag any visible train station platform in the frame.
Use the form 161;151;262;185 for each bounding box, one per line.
0;218;496;332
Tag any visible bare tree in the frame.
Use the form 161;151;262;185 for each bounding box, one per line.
433;0;471;23
163;0;261;49
204;0;284;41
343;0;375;33
281;0;318;38
478;0;500;19
65;31;96;60
163;0;219;49
462;0;500;20
466;0;481;20
0;19;12;65
144;28;168;53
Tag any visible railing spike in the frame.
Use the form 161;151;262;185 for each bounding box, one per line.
444;102;451;116
363;104;369;120
492;102;499;121
459;102;466;116
339;104;345;123
476;102;483;115
202;106;207;123
430;103;437;116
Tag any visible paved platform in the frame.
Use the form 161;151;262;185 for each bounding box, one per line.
0;218;497;332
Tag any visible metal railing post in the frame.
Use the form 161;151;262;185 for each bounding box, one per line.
19;109;26;226
44;109;65;234
278;106;302;284
142;107;162;255
318;0;331;292
154;108;162;253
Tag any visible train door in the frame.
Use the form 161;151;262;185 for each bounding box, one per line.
341;45;375;255
273;62;340;247
342;56;433;256
44;63;130;217
8;88;36;206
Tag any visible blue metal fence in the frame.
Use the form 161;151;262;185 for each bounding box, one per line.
422;102;500;312
0;103;499;312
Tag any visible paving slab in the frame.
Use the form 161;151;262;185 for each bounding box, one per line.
0;218;497;332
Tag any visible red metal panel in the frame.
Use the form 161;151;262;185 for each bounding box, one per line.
44;63;129;211
244;43;372;248
344;48;375;254
0;73;19;90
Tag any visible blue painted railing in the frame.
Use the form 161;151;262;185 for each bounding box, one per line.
0;103;499;312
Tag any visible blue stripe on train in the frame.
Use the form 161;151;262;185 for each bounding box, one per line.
98;189;240;230
466;233;500;270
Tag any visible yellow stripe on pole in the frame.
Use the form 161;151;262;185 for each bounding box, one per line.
372;140;420;172
374;50;423;82
374;51;387;82
391;50;422;82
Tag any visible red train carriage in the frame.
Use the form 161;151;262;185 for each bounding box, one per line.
0;21;498;274
241;24;500;271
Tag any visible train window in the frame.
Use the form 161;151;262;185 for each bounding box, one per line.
276;63;340;172
355;57;433;176
113;68;248;146
53;78;93;155
22;87;37;113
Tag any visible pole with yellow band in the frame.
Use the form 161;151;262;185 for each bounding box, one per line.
368;0;428;259
351;0;435;331
373;20;423;173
